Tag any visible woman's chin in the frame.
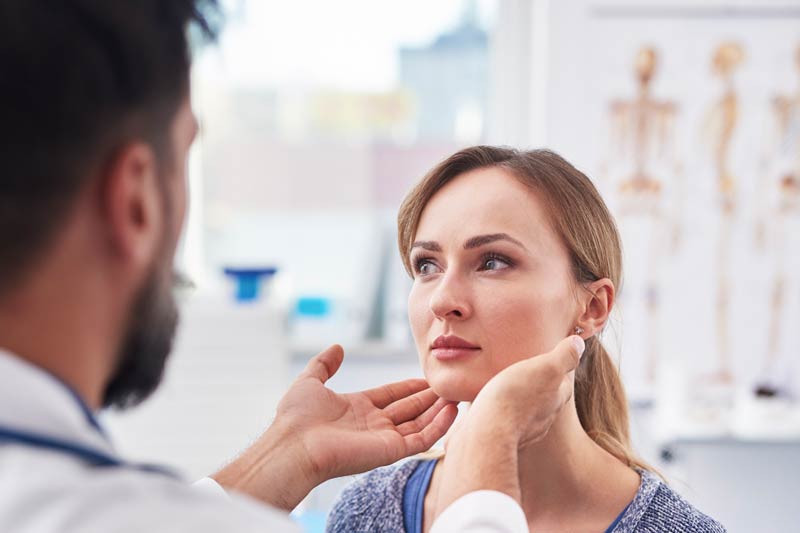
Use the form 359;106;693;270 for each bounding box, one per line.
429;376;483;403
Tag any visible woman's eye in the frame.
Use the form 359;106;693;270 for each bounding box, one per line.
415;259;440;276
480;255;511;271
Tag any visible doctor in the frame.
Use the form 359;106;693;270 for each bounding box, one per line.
0;1;583;531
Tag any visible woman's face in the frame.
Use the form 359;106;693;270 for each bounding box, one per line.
408;167;579;402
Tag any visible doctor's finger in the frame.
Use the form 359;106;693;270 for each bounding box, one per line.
298;344;344;383
556;372;575;410
385;387;439;424
401;403;459;457
362;378;429;409
541;335;585;376
395;397;453;436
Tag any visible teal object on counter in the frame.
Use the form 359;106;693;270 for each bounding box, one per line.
295;297;331;317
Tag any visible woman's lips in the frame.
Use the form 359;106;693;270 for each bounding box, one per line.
431;335;481;361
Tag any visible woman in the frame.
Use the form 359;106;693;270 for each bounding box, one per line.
327;147;724;532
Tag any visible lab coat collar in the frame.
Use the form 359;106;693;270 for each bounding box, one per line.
0;349;116;458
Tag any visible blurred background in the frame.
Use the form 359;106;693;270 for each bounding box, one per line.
103;1;800;531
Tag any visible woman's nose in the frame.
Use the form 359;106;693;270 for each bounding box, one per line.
429;273;472;320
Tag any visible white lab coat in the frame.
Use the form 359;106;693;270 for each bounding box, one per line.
0;350;526;532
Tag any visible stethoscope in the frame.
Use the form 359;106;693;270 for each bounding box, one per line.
0;426;176;477
0;377;177;478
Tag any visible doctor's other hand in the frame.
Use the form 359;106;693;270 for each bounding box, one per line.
468;335;585;449
432;336;586;517
212;344;458;511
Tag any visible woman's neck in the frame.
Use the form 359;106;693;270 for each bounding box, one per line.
429;400;640;532
514;400;640;529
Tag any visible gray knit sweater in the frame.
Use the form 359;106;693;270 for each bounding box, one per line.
326;459;726;532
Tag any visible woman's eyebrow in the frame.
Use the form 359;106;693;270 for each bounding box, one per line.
464;233;528;251
410;241;442;252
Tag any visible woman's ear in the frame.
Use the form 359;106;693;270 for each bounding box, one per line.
575;278;615;338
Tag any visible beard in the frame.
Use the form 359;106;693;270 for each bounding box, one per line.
102;256;180;410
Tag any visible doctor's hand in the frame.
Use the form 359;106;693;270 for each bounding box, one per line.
212;345;458;511
431;335;585;523
469;335;585;448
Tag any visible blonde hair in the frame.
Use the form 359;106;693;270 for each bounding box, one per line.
398;146;652;473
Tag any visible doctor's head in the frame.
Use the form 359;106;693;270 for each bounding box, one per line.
0;1;218;409
398;146;632;456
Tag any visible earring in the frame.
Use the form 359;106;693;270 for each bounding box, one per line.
574;326;584;335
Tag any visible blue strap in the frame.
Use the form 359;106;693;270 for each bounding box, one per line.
0;426;177;478
605;500;633;533
402;459;438;533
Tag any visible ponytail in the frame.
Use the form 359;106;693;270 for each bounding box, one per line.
575;338;654;473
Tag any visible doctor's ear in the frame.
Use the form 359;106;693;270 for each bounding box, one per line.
100;141;163;269
575;278;615;338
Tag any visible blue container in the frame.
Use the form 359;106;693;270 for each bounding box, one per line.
222;267;279;303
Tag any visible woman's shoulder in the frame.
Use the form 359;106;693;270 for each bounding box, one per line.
616;470;726;533
326;459;424;533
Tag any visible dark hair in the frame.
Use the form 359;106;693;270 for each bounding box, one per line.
0;0;218;294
